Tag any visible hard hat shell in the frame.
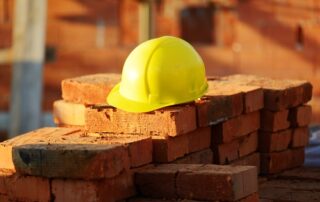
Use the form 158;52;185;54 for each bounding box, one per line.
107;36;208;112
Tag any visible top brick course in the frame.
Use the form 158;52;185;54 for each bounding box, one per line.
61;73;120;105
221;75;312;111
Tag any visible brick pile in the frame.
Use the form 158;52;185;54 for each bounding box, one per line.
219;75;313;174
0;73;313;201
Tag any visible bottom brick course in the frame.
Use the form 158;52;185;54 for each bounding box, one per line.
0;170;50;202
52;170;135;202
135;164;258;201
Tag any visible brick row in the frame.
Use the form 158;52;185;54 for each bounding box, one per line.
0;127;153;179
221;75;313;111
85;104;197;137
134;164;258;201
61;73;120;105
0;169;135;202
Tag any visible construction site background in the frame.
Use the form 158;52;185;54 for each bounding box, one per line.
0;0;319;121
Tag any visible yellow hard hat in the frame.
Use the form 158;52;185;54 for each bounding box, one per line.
107;36;208;112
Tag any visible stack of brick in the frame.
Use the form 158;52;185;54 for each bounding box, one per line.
0;127;153;201
0;73;312;201
220;75;313;174
0;127;258;202
53;73;121;128
197;78;263;169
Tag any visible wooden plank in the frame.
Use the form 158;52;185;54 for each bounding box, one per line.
9;0;47;137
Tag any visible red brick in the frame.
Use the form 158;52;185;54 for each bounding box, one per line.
176;164;258;201
291;148;305;168
196;81;244;127
259;129;292;152
173;149;213;164
87;133;153;168
135;164;257;201
240;85;264;113
152;134;189;163
291;127;309;148
61;73;120;104
231;153;260;172
238;131;258;157
187;127;211;153
213;140;239;164
134;164;202;199
85;104;197;137
222;75;313;111
53;100;86;126
2;127;140;179
260;109;290;132
212;111;260;143
52;170;135;202
260;150;292;174
289;105;312;127
0;171;50;202
206;78;264;113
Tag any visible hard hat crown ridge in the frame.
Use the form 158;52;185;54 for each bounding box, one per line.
107;36;208;113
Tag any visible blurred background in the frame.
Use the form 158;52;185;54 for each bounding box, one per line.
0;0;320;140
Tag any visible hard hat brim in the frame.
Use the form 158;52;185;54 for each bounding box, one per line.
107;83;173;113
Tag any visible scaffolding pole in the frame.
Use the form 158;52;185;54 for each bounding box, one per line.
9;0;47;137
